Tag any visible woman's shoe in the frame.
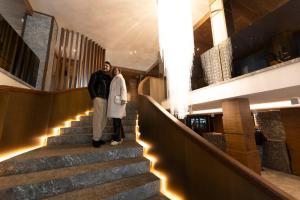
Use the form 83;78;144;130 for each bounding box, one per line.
110;139;123;146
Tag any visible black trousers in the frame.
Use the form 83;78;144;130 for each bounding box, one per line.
112;118;125;141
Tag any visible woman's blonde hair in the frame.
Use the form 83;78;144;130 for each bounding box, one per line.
112;67;121;76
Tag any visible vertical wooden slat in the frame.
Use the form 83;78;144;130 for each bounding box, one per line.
93;42;96;73
90;41;95;74
86;39;92;85
102;49;106;70
83;38;89;86
97;45;101;70
77;35;84;87
66;30;74;89
55;28;65;90
92;42;97;73
71;32;80;88
59;29;69;90
94;45;98;71
99;47;103;70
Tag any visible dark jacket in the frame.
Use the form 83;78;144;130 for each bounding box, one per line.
88;70;111;99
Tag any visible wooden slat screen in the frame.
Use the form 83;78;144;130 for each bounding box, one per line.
52;28;106;90
0;14;39;87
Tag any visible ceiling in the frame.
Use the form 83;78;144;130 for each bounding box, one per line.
29;0;209;71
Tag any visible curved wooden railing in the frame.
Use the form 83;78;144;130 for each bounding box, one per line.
138;77;294;200
0;86;92;156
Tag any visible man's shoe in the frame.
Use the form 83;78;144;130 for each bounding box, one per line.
98;140;106;145
92;140;103;148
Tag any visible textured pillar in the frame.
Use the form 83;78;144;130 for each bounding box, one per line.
22;12;58;90
222;98;261;173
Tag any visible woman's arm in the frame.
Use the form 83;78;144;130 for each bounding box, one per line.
120;77;127;103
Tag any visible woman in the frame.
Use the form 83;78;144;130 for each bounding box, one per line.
107;67;127;145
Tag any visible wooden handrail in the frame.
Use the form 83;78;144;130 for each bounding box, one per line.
138;77;294;200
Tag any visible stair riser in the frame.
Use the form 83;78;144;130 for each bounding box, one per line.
71;120;136;127
47;134;136;146
88;110;137;116
0;147;142;177
0;161;149;200
61;126;136;135
104;180;160;200
80;115;137;121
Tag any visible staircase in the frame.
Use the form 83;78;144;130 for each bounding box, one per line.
0;102;169;200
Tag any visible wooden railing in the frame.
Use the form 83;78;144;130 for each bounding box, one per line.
0;15;39;87
138;77;294;200
0;86;92;156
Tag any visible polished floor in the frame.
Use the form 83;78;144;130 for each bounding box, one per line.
262;169;300;199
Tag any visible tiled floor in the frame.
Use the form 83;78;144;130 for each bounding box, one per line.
262;169;300;199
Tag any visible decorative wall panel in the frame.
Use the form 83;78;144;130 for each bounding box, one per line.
51;28;105;91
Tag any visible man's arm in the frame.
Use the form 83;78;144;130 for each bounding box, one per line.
88;73;97;99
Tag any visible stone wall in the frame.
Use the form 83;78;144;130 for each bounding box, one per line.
255;111;286;140
0;0;26;36
255;111;291;173
22;12;57;89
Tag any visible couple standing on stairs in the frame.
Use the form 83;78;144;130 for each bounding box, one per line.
88;61;128;147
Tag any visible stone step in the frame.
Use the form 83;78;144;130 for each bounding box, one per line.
0;157;149;199
0;141;142;177
71;119;136;127
88;108;138;116
61;125;136;135
45;173;160;200
47;133;136;146
147;194;171;200
80;114;137;121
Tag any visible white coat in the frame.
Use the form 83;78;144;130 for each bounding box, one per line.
107;74;127;119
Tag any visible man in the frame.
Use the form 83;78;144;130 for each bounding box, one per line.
88;61;112;147
255;127;268;166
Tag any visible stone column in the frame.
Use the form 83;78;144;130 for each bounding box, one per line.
222;98;261;173
22;12;58;90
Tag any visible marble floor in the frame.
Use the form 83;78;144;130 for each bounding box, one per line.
262;169;300;199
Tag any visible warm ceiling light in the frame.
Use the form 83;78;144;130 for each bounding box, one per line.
157;0;194;119
191;100;300;115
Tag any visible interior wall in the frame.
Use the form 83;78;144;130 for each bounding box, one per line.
0;0;26;35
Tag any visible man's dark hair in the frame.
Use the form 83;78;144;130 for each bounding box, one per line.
105;61;111;67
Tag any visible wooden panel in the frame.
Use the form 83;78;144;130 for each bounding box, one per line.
91;42;96;73
59;29;69;90
280;108;300;176
95;45;99;71
82;38;88;86
213;114;224;133
0;86;92;156
71;32;80;88
66;30;74;89
222;98;260;173
77;35;84;87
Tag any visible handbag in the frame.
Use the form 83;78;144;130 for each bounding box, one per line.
114;95;122;104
